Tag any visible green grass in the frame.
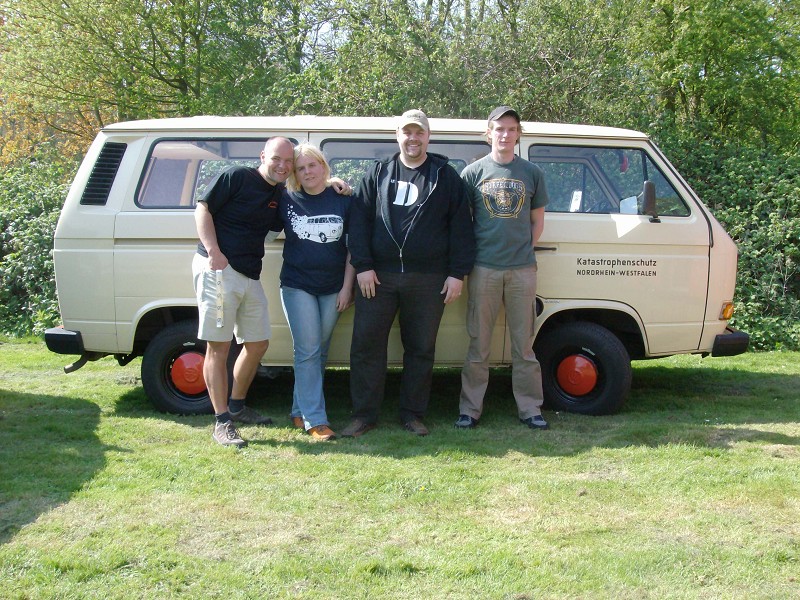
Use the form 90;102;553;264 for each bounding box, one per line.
1;339;799;599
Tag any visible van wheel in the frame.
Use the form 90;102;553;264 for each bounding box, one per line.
319;232;327;242
535;321;631;415
141;321;212;415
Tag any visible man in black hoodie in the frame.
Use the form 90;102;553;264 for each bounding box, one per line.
341;110;476;437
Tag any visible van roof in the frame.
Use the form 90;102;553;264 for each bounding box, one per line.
102;115;649;141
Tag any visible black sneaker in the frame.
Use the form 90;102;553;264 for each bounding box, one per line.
454;414;478;429
520;415;549;430
213;421;247;447
230;406;273;425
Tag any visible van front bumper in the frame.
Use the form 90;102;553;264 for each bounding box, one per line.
711;326;750;357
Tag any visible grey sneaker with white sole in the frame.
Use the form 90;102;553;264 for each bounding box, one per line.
213;420;247;447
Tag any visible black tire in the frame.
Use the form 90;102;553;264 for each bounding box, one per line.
319;232;327;242
141;320;213;415
535;321;631;415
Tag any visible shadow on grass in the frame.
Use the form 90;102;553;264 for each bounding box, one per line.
112;360;800;458
0;391;113;545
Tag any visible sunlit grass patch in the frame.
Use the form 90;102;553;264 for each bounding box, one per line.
1;344;799;598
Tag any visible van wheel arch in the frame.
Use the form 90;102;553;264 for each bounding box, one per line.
535;320;631;415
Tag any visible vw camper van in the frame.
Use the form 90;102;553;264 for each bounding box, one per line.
45;116;749;415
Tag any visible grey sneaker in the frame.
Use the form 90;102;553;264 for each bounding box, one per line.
520;415;549;430
454;414;478;429
230;406;273;425
213;421;247;447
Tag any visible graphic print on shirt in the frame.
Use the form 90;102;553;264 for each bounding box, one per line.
393;179;420;207
288;206;344;243
480;178;526;218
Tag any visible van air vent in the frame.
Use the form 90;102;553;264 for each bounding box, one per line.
79;142;127;205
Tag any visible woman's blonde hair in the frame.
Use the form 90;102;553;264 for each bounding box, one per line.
287;143;332;192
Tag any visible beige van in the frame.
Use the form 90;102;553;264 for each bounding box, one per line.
45;115;749;415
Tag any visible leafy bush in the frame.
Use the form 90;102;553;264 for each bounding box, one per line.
661;135;800;350
0;161;71;336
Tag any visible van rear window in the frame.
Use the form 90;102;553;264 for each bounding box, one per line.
529;145;690;216
136;139;278;208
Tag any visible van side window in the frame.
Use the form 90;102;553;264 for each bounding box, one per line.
136;139;274;208
529;145;689;216
321;139;490;185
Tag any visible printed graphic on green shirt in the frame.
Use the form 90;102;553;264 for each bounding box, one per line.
480;178;526;218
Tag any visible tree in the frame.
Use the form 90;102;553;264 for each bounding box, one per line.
0;0;283;134
636;0;800;148
253;0;467;116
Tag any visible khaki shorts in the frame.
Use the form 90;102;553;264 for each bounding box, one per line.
192;253;271;343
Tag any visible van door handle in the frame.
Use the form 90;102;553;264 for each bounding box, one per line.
534;246;557;252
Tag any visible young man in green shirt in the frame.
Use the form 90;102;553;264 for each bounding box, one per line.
456;106;550;430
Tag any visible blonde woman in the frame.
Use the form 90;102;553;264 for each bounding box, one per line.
277;143;355;441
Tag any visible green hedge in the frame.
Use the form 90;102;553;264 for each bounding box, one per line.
662;138;800;350
0;162;69;336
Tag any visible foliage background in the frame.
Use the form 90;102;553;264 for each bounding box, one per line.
0;0;798;348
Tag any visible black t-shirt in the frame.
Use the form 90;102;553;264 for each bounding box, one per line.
389;157;431;241
196;166;282;279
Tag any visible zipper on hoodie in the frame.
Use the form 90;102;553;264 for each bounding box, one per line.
385;216;404;273
388;163;441;274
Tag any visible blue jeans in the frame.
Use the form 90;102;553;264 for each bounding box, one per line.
280;286;340;429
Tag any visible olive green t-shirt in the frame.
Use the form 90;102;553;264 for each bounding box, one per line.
461;155;549;270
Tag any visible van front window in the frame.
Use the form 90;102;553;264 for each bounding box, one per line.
529;145;689;217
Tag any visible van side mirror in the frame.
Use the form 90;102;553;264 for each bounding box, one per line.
641;180;660;223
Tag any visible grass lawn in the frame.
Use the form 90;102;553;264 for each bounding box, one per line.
1;339;798;599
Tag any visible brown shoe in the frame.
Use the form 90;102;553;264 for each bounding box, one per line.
403;419;429;436
308;425;336;441
290;416;305;429
340;419;376;438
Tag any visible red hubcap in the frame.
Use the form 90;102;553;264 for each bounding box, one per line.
170;351;207;395
556;354;598;396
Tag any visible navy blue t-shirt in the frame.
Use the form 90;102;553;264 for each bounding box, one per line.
196;166;282;280
278;187;351;295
